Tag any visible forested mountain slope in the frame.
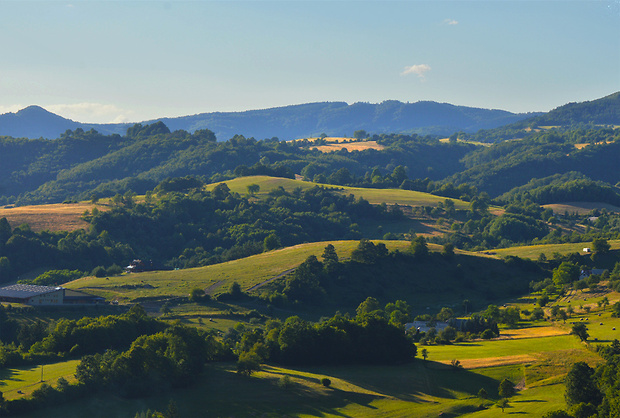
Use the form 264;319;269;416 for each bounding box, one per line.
0;92;618;206
449;129;620;197
151;100;535;141
0;100;536;141
529;91;620;127
460;91;620;143
0;129;475;205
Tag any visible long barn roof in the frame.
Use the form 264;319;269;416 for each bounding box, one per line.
0;284;62;299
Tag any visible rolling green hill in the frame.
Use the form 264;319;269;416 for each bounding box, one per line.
491;239;620;260
205;175;472;209
63;240;413;302
65;239;542;317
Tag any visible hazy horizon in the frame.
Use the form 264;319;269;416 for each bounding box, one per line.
1;1;618;124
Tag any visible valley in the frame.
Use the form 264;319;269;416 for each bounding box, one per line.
0;92;618;417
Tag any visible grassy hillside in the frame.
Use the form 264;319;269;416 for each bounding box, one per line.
206;175;471;209
64;240;414;302
65;238;543;320
0;202;108;232
313;140;386;153
22;290;620;418
543;201;620;215
490;240;620;260
0;360;79;401
13;245;620;417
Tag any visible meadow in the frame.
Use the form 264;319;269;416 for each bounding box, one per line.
64;240;416;302
0;360;79;400
0;202;106;232
14;272;620;417
312;140;385;153
490;240;620;260
205;175;472;209
542;201;620;215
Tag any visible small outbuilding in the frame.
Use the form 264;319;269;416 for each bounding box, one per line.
125;259;154;273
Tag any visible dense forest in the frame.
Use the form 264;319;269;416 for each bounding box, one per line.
0;183;403;280
0;92;617;211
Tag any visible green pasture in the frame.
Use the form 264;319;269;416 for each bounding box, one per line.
64;240;413;302
19;358;576;418
491;240;620;260
423;335;583;362
21;360;507;418
572;311;620;342
468;383;566;417
205;175;472;209
0;359;79;400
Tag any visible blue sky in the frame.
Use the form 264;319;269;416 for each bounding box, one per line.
0;0;618;123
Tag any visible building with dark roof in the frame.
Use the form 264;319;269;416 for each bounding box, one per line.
0;284;105;306
0;284;64;305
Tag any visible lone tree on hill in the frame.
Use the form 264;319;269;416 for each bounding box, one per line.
322;244;339;264
247;184;260;196
263;233;281;251
592;238;610;254
497;398;509;413
498;378;515;398
353;130;368;140
410;236;429;258
571;323;589;342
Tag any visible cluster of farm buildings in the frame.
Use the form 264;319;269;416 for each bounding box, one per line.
0;284;104;306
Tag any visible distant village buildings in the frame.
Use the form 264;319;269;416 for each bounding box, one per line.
405;319;468;334
125;259;154;273
0;284;104;306
579;268;607;280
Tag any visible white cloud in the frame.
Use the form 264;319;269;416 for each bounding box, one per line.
46;103;134;124
444;19;459;25
400;64;431;79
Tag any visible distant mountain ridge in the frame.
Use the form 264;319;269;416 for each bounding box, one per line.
0;106;129;139
148;100;538;141
1;92;617;141
0;100;539;141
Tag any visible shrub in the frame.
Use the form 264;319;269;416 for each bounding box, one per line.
481;329;495;339
106;264;123;276
91;266;106;278
278;375;294;389
189;288;206;302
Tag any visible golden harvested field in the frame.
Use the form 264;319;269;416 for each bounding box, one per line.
573;141;613;150
322;137;353;143
543;201;620;215
295;136;354;143
438;138;492;147
313;140;385;153
0;203;108;232
439;354;537;369
498;326;568;340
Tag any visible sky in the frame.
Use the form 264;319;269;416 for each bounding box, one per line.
0;0;618;124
